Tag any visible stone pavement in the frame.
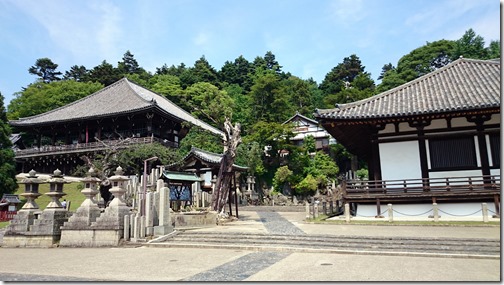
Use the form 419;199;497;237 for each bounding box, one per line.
0;210;500;282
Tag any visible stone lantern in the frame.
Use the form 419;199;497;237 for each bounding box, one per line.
81;168;101;205
19;169;44;211
45;169;69;210
108;166;129;207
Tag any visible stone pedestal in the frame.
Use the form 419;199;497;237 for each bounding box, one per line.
60;168;103;247
88;166;131;246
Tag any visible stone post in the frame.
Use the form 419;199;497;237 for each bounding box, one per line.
329;200;334;214
154;186;173;235
432;203;439;222
387;204;393;223
482;203;489;223
145;192;154;236
322;199;327;215
123;215;130;241
305;201;310;220
344;203;350;223
314;201;319;218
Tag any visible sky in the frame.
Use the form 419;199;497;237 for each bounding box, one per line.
0;0;500;106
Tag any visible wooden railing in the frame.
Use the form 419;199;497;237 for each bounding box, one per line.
0;211;17;221
344;175;500;197
14;137;178;158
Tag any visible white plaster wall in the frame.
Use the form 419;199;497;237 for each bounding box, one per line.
490;169;500;176
424;119;447;130
485;113;500;125
356;202;496;218
451;117;473;128
379;141;422;180
380;123;395;134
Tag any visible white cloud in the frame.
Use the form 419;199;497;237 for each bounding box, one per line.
193;31;210;46
7;0;123;62
329;0;365;24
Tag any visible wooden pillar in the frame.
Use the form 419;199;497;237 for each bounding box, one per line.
468;115;492;184
370;127;382;181
375;198;384;218
493;194;500;218
228;174;233;216
410;120;430;191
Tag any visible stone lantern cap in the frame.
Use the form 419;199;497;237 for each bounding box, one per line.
47;169;69;184
19;169;45;185
108;166;129;183
81;168;102;184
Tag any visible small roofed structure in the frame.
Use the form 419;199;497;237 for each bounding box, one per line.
166;147;248;216
0;194;22;221
162;171;203;211
167;146;248;190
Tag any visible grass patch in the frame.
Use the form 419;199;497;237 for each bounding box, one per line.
14;182;85;212
306;217;500;227
0;221;10;229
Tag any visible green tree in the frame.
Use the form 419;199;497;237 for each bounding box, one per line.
272;165;293;192
177;126;223;156
184;82;234;126
63;65;89;81
452;29;487;60
115;142;180;176
88;60;122;86
295;174;318;194
249;70;291;122
486;40;501;59
377;40;456;92
219;55;254;91
236;141;264;176
0;92;17;196
149;74;184;106
28;58;62;83
321;55;375;107
7;80;103;120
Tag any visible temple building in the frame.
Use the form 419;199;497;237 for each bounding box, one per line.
315;58;501;217
9;78;223;174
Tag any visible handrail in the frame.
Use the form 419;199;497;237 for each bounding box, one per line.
345;175;500;196
14;137;178;157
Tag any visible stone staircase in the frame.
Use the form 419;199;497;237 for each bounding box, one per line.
145;231;500;259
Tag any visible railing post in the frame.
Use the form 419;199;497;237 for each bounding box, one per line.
388;204;393;223
482;203;489;223
344;203;350;223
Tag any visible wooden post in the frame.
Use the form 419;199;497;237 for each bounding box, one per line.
375;198;384;218
493;194;500;218
228;175;233;216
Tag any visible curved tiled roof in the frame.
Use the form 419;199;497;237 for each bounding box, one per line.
169;146;248;171
10;78;224;137
315;58;500;121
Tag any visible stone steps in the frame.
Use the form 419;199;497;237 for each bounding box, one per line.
146;231;500;259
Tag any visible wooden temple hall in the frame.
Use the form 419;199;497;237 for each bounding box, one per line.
9;78;223;174
315;58;501;217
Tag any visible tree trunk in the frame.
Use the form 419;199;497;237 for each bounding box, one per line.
211;118;241;213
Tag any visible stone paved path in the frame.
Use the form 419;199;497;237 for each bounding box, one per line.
182;211;303;281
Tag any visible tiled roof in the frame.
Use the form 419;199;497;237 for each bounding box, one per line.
169;146;248;171
283;111;318;125
315;58;500;121
9;78;223;136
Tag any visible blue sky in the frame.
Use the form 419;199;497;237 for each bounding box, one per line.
0;0;500;106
